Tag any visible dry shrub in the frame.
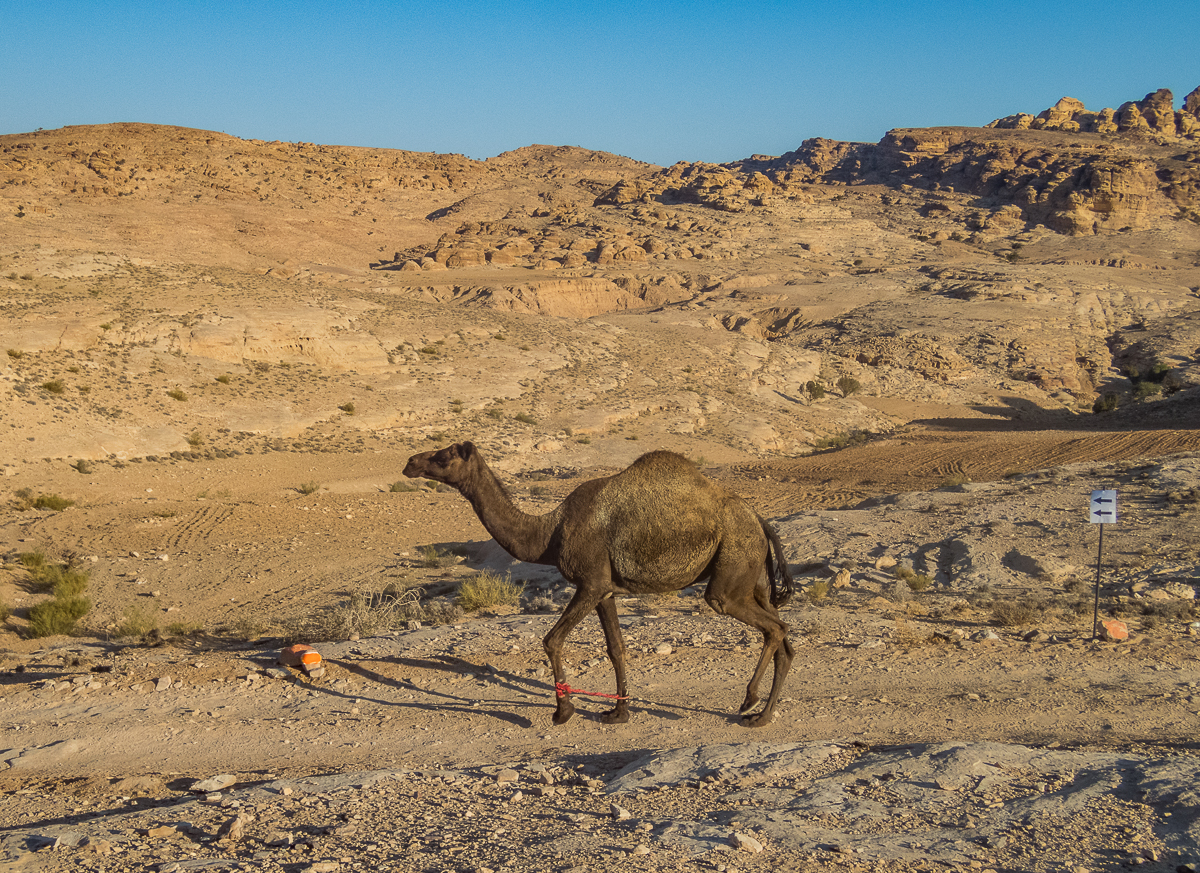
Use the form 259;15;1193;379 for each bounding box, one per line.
457;572;522;612
806;580;830;603
417;545;457;568
1139;599;1195;622
113;606;158;641
166;620;205;637
894;565;933;591
13;489;75;511
894;615;937;647
297;581;425;642
991;595;1049;627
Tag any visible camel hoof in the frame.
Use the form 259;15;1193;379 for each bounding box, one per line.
741;711;773;728
552;701;576;725
600;707;630;725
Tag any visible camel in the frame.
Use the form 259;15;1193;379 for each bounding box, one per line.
403;441;795;727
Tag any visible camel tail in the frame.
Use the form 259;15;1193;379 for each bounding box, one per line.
760;516;794;609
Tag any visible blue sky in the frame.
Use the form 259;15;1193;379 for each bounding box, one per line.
3;0;1197;165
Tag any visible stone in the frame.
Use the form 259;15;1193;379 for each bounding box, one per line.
80;836;114;855
730;831;764;852
496;768;519;783
216;812;254;842
155;676;173;691
630;845;651;855
654;643;673;655
193;773;237;793
51;831;86;849
610;803;632;820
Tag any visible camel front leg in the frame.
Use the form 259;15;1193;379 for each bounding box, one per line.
543;588;602;725
595;596;630;724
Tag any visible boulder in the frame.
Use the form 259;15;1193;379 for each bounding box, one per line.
1117;101;1152;132
1186;85;1200;117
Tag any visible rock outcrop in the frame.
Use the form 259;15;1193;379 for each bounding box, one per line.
989;87;1200;139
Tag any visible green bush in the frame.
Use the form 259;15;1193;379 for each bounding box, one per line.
19;553;89;598
1092;393;1119;414
1134;381;1162;401
813;429;870;451
836;376;862;396
167;388;187;401
805;381;826;399
297;481;320;495
41;379;66;395
20;553;91;638
339;401;356;414
28;596;90;637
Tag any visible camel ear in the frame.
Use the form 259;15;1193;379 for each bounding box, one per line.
458;441;477;460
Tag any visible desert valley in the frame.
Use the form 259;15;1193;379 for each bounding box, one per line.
1;86;1200;872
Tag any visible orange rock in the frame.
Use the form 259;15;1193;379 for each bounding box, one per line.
1100;619;1129;642
280;644;323;669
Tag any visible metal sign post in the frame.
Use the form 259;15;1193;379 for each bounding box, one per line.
1089;490;1117;640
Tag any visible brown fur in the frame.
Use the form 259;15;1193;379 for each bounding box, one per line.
403;442;794;726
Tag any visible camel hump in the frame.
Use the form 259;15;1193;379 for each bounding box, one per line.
604;451;719;507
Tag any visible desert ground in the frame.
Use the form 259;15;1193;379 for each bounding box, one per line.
2;87;1200;872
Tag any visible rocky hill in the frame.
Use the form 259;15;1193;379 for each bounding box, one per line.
3;89;1199;472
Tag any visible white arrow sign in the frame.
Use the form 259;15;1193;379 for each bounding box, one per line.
1089;490;1117;524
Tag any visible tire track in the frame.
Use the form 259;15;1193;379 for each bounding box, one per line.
163;504;238;552
722;428;1200;512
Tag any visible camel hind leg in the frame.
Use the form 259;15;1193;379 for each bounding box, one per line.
704;542;793;728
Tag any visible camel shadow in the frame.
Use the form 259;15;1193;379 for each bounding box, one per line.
325;654;719;725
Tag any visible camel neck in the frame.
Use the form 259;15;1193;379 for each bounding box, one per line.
459;461;559;565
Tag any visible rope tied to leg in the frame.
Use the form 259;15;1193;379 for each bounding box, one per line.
555;681;629;700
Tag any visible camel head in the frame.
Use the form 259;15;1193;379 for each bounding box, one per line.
403;441;478;486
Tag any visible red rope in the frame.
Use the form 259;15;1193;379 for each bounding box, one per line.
555;681;629;700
